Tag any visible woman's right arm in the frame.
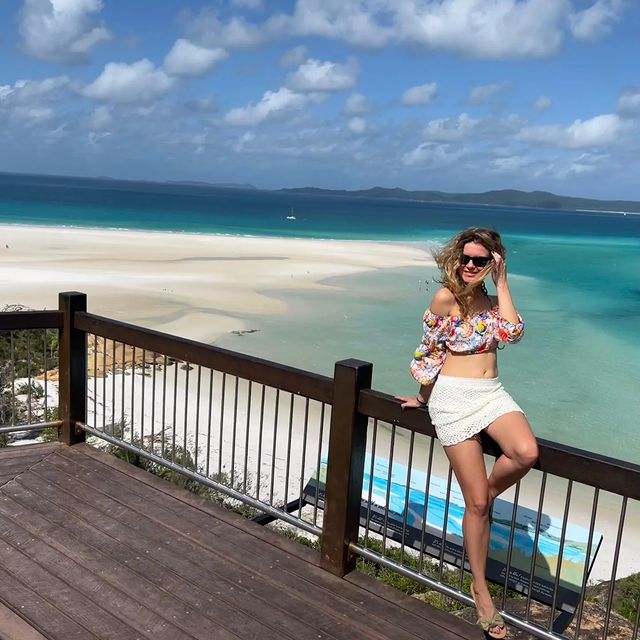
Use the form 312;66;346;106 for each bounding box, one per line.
398;289;454;409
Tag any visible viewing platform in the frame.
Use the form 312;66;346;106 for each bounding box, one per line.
0;292;638;640
0;442;476;640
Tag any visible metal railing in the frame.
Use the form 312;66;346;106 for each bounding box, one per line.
1;292;638;640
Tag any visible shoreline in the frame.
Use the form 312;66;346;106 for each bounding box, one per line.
0;224;431;344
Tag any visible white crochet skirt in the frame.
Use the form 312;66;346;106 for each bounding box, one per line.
428;375;523;447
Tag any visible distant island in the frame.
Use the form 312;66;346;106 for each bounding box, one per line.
167;181;258;190
278;186;640;214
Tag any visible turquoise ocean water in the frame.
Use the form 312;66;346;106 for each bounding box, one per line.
2;173;639;463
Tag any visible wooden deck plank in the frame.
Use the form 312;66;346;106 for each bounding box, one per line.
62;445;476;640
3;479;312;640
0;487;244;640
0;526;141;640
24;457;399;640
0;566;98;640
0;442;480;639
0;600;49;640
45;449;452;640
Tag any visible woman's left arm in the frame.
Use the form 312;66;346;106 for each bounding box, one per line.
491;252;519;324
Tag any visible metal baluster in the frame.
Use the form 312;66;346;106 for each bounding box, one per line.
120;342;126;438
312;402;327;528
255;384;266;501
218;373;227;478
283;393;295;510
525;472;548;620
182;362;190;469
574;488;599;640
102;337;107;432
230;376;239;485
140;348;146;450
437;466;455;582
172;357;178;460
26;331;32;423
150;351;157;454
130;346;136;444
548;481;573;631
603;497;628;640
43;330;48;423
161;355;168;458
10;331;15;425
243;381;252;494
269;389;280;506
205;368;214;479
194;365;202;471
111;340;117;435
418;437;436;575
297;397;310;519
400;430;416;566
381;424;397;556
501;481;522;609
363;419;378;549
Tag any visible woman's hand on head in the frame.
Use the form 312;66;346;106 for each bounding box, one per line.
395;395;427;411
491;251;507;287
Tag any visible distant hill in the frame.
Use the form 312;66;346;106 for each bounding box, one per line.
278;186;640;214
167;180;258;190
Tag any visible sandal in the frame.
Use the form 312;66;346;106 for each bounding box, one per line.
470;582;507;639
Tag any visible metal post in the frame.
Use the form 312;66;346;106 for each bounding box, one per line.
320;359;372;576
58;292;87;446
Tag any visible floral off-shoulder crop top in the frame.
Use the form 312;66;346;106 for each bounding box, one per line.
410;306;524;385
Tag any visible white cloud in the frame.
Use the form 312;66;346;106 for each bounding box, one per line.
402;142;463;167
279;45;308;68
348;117;366;134
164;39;228;77
82;59;175;104
516;113;626;148
223;87;316;126
343;93;370;116
533;95;551;112
12;106;56;124
231;0;263;8
467;82;513;105
0;76;70;105
423;113;480;142
402;83;438;106
87;105;112;129
88;131;110;145
19;0;111;64
569;0;623;41
184;0;577;60
491;155;533;172
617;88;640;117
286;58;359;92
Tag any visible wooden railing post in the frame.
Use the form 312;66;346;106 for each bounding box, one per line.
320;358;372;576
58;292;87;446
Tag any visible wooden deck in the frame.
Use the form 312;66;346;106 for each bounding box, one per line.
0;442;481;640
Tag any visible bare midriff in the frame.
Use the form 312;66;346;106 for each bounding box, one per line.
440;348;498;379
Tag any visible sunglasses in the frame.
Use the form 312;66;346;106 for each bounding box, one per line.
461;254;492;268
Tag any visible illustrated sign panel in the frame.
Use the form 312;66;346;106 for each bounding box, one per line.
304;455;602;613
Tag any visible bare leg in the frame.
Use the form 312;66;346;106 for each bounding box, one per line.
443;438;502;634
485;412;538;500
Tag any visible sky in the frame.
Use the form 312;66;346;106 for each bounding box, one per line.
0;0;639;200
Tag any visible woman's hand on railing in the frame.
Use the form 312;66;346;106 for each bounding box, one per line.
394;395;427;411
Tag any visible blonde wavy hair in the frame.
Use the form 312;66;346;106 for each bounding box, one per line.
433;227;506;318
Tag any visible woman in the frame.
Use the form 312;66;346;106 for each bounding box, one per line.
397;227;538;639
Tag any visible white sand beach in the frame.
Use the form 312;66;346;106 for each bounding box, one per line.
4;223;638;585
0;224;429;341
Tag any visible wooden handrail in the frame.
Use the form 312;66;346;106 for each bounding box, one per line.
74;311;334;404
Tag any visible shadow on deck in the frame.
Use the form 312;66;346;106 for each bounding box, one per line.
0;443;481;640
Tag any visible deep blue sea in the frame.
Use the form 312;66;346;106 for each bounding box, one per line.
2;172;639;463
